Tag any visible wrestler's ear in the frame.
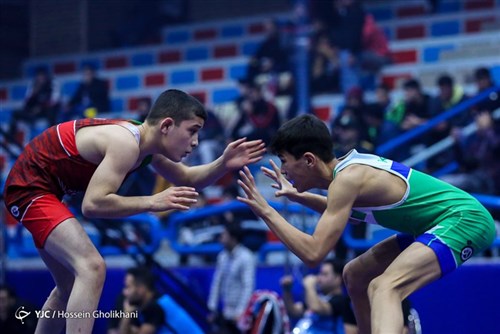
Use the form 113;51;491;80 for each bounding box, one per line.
303;152;316;167
160;118;174;134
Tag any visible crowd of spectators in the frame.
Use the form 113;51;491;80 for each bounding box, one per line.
2;2;498;261
1;2;500;333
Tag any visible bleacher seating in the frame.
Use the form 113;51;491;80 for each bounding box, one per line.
1;1;499;118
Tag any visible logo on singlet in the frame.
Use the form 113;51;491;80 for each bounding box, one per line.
460;246;474;262
10;205;20;218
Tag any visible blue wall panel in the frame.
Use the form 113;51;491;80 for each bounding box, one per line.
6;263;500;334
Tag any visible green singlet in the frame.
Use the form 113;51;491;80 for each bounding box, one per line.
335;150;495;275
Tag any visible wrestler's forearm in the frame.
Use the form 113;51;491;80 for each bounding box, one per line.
289;191;327;213
81;194;162;219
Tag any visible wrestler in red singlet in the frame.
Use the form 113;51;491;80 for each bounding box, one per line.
3;118;147;248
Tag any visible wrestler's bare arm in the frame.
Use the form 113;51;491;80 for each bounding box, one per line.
151;137;266;189
81;128;197;218
238;166;361;267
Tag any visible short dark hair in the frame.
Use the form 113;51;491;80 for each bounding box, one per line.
323;258;345;276
146;89;207;125
474;67;491;80
437;74;453;87
224;222;244;243
269;114;335;162
403;78;420;91
127;267;157;291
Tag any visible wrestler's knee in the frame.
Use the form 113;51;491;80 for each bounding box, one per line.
343;258;368;294
367;274;401;301
77;253;106;286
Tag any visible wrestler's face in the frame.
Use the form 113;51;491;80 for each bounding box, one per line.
160;116;204;162
277;151;312;193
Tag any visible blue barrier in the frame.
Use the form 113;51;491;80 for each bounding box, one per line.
4;212;162;258
165;200;318;259
96;212;163;256
5;193;499;258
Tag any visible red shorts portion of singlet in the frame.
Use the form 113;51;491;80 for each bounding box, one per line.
21;194;75;248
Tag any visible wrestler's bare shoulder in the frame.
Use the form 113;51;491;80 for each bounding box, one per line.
335;163;407;207
75;124;140;165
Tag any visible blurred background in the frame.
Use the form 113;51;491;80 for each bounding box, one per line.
1;1;500;333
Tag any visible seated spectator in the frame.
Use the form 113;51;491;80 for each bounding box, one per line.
379;78;433;160
365;84;393;147
440;111;500;195
134;96;152;122
359;13;391;90
430;74;470;130
63;64;110;120
230;83;281;145
118;267;203;334
280;258;358;334
8;67;60;142
310;32;340;95
427;74;470;171
471;67;500;118
315;0;365;94
332;107;373;156
331;87;374;151
360;13;391;75
246;19;291;86
207;222;256;334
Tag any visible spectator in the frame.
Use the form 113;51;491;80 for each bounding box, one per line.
365;83;393;147
0;284;37;334
331;87;373;152
332;106;374;157
310;32;340;95
440;111;500;195
280;258;357;334
398;79;433;132
64;64;110;120
346;85;365;108
380;78;433;160
471;67;500;118
134;96;152;123
8;67;60;141
207;222;256;334
246;19;290;86
118;267;203;334
360;13;391;89
427;74;470;171
230;83;281;145
314;0;365;93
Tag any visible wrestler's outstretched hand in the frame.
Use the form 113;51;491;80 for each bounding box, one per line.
261;159;299;199
151;186;198;211
237;166;272;218
222;138;266;170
